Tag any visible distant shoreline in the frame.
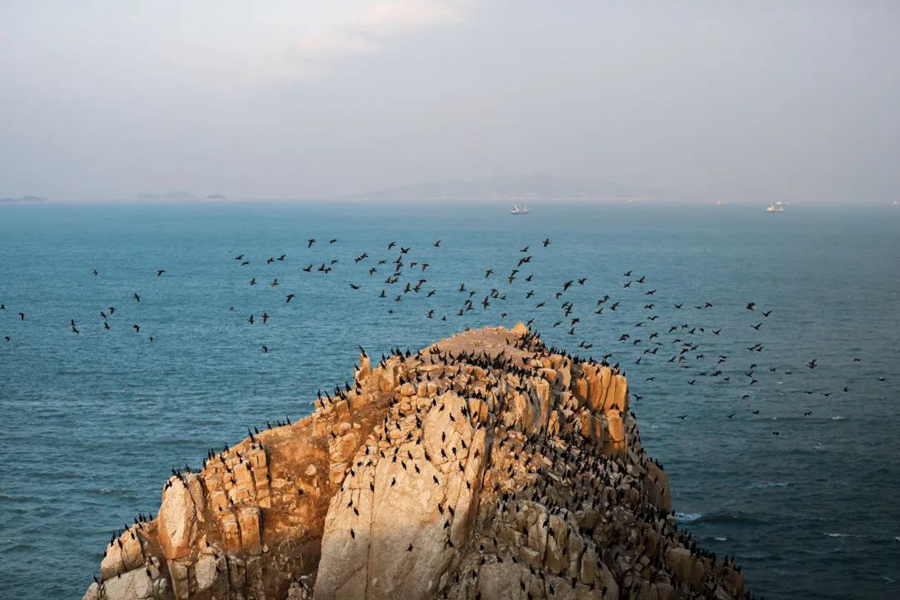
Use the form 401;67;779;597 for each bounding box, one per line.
0;196;50;205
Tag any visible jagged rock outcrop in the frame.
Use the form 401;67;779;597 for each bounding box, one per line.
84;325;745;600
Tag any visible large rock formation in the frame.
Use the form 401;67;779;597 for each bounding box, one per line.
84;325;746;600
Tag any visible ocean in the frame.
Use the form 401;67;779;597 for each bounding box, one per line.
0;201;898;599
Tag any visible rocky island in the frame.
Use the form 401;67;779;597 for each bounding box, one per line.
84;325;746;600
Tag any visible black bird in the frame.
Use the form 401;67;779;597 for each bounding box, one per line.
286;294;295;303
329;239;337;244
542;238;551;247
434;240;441;247
19;312;25;320
93;269;99;276
133;293;141;302
762;310;772;317
307;239;316;248
156;269;166;277
746;302;756;311
133;324;140;333
262;345;268;353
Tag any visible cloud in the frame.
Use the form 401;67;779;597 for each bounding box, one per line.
287;0;476;78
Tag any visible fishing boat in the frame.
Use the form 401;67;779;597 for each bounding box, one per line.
510;204;530;215
766;201;785;213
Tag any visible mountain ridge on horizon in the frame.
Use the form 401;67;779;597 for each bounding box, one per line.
340;173;683;203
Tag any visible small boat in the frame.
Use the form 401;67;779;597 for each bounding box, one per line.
766;201;785;213
510;204;530;215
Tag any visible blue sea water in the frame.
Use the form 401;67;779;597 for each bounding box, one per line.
0;201;898;599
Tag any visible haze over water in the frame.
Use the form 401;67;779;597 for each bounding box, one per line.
0;201;898;599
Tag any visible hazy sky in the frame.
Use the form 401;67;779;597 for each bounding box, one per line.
1;1;898;203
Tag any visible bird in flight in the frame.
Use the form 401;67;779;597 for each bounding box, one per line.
307;239;316;248
156;269;166;277
542;238;551;247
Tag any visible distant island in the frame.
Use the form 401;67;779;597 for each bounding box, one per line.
0;195;49;204
123;191;232;203
344;174;680;203
111;176;694;205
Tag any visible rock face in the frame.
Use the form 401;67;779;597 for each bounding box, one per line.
84;325;746;600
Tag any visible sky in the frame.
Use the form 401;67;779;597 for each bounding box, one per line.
1;0;898;204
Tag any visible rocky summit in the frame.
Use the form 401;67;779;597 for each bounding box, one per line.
84;325;746;600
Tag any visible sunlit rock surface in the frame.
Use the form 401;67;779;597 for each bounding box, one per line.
84;325;745;600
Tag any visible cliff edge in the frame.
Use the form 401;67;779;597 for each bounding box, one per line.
84;325;746;600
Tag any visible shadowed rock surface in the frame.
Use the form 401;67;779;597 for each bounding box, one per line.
84;325;746;600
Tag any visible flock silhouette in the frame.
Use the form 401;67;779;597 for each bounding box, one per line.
0;234;885;437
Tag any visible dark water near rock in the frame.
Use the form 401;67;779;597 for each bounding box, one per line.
1;202;898;599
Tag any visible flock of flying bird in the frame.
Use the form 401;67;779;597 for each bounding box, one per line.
0;233;886;433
